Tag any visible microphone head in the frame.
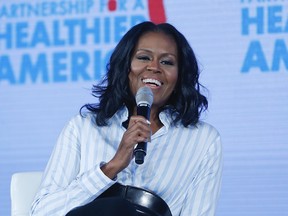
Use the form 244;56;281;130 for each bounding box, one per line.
136;86;153;106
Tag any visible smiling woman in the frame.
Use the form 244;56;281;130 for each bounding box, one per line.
30;21;222;216
129;31;178;113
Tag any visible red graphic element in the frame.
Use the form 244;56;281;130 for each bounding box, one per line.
108;0;117;11
148;0;166;24
107;0;167;24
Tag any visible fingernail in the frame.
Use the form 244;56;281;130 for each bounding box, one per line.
146;120;151;125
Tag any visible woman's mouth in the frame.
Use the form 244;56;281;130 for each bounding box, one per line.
142;78;162;88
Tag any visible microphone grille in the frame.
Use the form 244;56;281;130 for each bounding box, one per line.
136;86;153;106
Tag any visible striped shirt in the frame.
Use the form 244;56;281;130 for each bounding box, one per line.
31;106;222;216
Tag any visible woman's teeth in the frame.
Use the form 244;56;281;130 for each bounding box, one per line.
142;78;162;86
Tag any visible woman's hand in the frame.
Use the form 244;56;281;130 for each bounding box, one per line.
101;115;151;179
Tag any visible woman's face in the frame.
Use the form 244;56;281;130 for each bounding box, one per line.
129;31;178;109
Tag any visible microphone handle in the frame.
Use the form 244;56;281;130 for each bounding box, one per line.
134;142;147;164
134;104;150;164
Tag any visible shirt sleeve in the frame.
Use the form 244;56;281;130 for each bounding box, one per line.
30;117;116;216
180;135;223;216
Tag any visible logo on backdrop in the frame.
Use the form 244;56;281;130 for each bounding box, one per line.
0;0;166;85
240;0;288;73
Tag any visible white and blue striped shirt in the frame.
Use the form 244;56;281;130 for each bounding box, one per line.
31;106;222;216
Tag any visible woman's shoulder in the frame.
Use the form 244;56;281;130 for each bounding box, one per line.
66;112;97;128
192;121;221;138
196;121;219;131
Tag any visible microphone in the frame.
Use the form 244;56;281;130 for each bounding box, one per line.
134;86;153;164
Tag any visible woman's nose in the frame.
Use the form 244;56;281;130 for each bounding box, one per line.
146;60;160;72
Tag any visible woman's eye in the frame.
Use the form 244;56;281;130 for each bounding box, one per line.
161;60;174;66
137;56;150;61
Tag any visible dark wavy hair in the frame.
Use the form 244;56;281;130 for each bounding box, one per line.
81;21;208;127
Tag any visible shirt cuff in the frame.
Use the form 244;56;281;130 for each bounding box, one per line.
100;161;118;181
78;162;116;197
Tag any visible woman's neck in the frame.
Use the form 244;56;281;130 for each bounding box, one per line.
132;106;163;134
150;108;163;134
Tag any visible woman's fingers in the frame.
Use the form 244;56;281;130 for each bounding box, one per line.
109;116;152;170
126;116;151;143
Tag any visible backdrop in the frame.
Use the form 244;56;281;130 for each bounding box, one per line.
1;0;288;215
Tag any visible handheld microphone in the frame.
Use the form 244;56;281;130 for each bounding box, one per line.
134;86;153;164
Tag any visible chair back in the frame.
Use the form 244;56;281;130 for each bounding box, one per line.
10;172;42;216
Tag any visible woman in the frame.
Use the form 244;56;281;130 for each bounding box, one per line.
31;21;222;216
